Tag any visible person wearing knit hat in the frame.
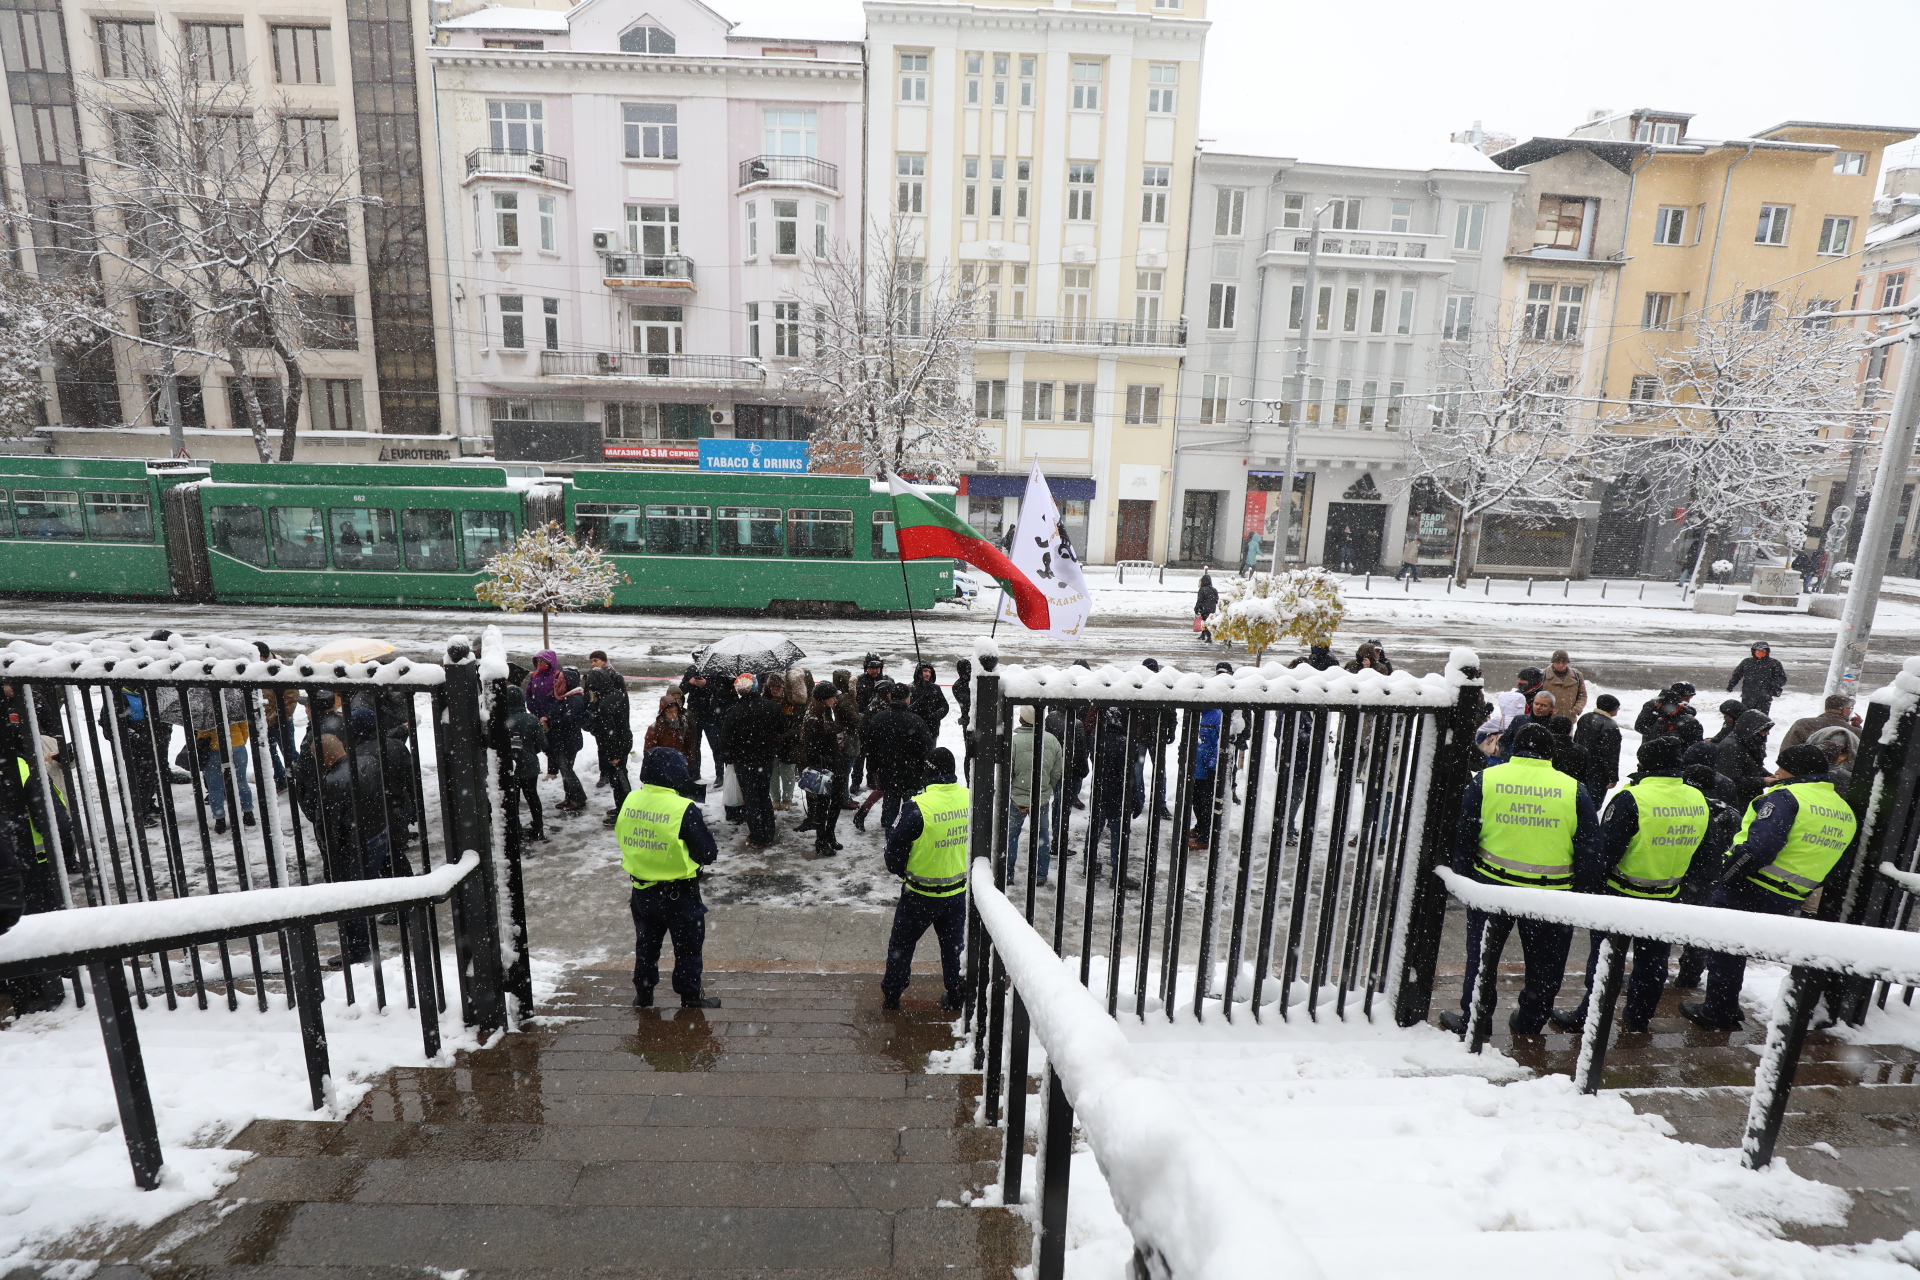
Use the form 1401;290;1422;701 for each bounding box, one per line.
1681;743;1858;1032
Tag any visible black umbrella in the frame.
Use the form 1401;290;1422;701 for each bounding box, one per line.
689;631;807;679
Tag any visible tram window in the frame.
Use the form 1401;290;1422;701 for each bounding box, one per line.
871;511;898;558
329;507;400;570
645;504;710;555
208;505;269;567
270;506;328;569
717;506;782;557
576;503;644;554
84;491;155;542
788;508;854;559
0;492;12;537
402;508;460;572
13;491;82;540
460;509;515;568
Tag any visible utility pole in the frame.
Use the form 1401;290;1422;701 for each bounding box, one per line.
1270;202;1328;579
1826;311;1920;696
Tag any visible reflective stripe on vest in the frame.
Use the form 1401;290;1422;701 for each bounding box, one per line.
1475;756;1578;889
906;781;971;897
1739;780;1857;901
616;784;701;886
1608;775;1709;899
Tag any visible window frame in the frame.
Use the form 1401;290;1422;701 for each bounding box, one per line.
1070;60;1102;111
1653;205;1686;246
1146;62;1177;113
717;505;785;558
1452;202;1486;252
786;508;854;560
898;51;928;102
622;103;678;160
488;99;545;154
1124;383;1161;426
1817;215;1853;257
1206;282;1236;330
1756;204;1791;246
97;19;155;79
270;25;333;86
1216;188;1246;237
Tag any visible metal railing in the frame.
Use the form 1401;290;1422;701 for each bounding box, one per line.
539;350;765;382
464;148;569;183
737;154;839;191
969;319;1186;348
599;251;695;282
1263;229;1439;259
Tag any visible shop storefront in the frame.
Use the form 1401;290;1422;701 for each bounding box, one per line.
959;473;1095;556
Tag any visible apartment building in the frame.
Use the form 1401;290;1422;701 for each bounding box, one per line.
1491;110;1915;576
863;0;1207;564
0;0;451;461
1837;168;1920;572
431;0;863;464
1173;148;1521;573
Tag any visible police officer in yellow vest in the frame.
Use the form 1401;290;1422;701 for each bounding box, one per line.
1682;743;1858;1031
1440;723;1601;1038
615;747;722;1009
881;747;969;1011
4;746;70;1013
1548;736;1710;1034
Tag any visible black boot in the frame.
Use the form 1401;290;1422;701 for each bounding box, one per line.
681;994;722;1009
633;988;654;1007
1438;1010;1468;1036
1547;1006;1586;1033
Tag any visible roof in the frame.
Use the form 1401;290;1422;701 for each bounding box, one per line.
1755;121;1920;140
716;0;865;42
1201;126;1503;175
1490;136;1654;175
1867;210;1920;248
437;5;570;32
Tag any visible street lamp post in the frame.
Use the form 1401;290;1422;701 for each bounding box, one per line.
1269;203;1329;579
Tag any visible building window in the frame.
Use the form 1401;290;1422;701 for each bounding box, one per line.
1287;284;1305;331
1328;197;1362;230
1340;287;1359;333
1135;270;1163;328
993;54;1007;106
814;203;829;256
489;100;544;153
1633;120;1680;144
1398;289;1415;335
990;157;1005;217
893;261;924;335
184;23;243;80
499;295;525;348
1443;294;1473;342
763;107;817;156
485;39;543;50
1884;272;1909;309
271;26;333;85
537;195;556;252
1629;375;1659;408
282;117;338;173
896;154;925;213
745;302;760;357
965;51;981;105
1280;193;1304;229
1835;150;1867;175
1535;195;1591;252
619;24;676;53
899;51;928;101
1390;199;1412;233
625;204;680;257
1066;162;1097;220
1740;289;1777;330
1071;60;1101;110
541;297;559;350
1653;205;1686;245
1125;384;1161;425
772;301;801;356
1015;159;1031;218
744;201;757;256
97;20;155;78
1369;288;1387;334
1061;266;1092;334
1139;165;1171;224
1206;282;1236;330
1642;292;1675;331
1453;203;1486;252
309;378;364;432
974;378;1007;419
1315;285;1332;332
1755;204;1790;245
770;200;798;255
1061;382;1094;423
623;104;677;159
1147;62;1177;113
631;304;685;356
1818;216;1853;256
1199;374;1228;424
963;156;978;215
1215;189;1246;237
1552;284;1584;341
493;192;519;247
1022;380;1054;421
1524;283;1552;340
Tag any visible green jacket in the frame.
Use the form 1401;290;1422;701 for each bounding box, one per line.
1010;723;1063;808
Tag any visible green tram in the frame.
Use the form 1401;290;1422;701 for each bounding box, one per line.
0;457;198;599
140;461;953;613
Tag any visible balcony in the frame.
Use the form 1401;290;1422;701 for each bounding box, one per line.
970;319;1187;349
1261;229;1449;264
737;154;839;192
540;351;764;384
599;252;695;292
464;148;569;184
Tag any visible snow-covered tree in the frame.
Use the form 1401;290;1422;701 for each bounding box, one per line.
1208;569;1345;662
474;523;628;648
45;43;375;460
1400;322;1596;584
789;217;984;481
0;254;114;437
1596;291;1857;586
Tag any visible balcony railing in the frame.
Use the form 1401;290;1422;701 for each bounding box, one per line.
1263;229;1442;259
599;251;696;283
969;319;1187;348
465;148;569;183
737;154;840;191
540;351;764;383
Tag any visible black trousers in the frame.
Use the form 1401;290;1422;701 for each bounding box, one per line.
335;830;392;963
735;759;775;844
1460;906;1573;1035
507;773;543;839
600;742;632;805
1703;879;1798;1022
1573;929;1673;1028
631;883;707;1000
882;888;967;1000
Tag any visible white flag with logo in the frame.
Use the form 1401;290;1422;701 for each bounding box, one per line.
995;461;1093;639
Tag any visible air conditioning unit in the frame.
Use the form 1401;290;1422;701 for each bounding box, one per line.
591;230;616;251
710;409;733;427
596;352;620;373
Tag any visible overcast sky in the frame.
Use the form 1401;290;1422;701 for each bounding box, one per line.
1197;0;1920;178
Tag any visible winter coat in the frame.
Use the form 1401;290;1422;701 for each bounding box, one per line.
773;691;806;766
1572;710;1623;797
1194;576;1219;618
862;703;935;792
260;687;300;728
680;667;736;730
1091;708;1135;818
1009;723;1064;808
1401;539;1421;565
496;686;547;783
1290;646;1340;671
1781;707;1856;752
953;659;974;727
1713;709;1775;810
719;693;787;766
1680;742;1740;809
1634;697;1697;739
909;663;949;734
854;671;887;715
1193;709;1222;780
525;651;561;722
1540;666;1588;718
545;669;586;757
800;707;847;771
583;666;633;755
1345;642;1394;675
642;708;692;758
832;670;863;754
292;743;389;874
1727;654;1787;705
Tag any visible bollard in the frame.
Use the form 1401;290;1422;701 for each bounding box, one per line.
1118;563;1124;585
1484;576;1490;595
1527;577;1534;597
1405;573;1411;594
1365;572;1371;591
1159;563;1165;584
1639;581;1646;601
1601;580;1608;599
1447;576;1453;594
1563;578;1569;598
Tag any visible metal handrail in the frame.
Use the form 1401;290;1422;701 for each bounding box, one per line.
1263;229;1436;258
599;251;695;282
968;319;1187;348
736;154;840;191
464;148;569;183
539;350;765;382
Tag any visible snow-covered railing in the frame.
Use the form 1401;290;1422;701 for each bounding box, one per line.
1438;868;1920;1171
0;853;480;1191
970;860;1324;1280
0;634;445;685
995;656;1462;709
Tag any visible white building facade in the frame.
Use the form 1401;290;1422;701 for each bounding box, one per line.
1173;150;1522;572
431;0;863;463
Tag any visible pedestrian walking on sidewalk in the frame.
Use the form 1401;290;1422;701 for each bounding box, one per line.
1727;640;1787;714
881;747;971;1010
1394;537;1422;582
1194;571;1219;642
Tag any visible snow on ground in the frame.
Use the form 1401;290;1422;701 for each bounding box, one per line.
0;951;570;1273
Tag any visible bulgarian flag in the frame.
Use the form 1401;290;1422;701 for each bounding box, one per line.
888;473;1051;630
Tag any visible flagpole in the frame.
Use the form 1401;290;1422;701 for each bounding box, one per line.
889;477;924;666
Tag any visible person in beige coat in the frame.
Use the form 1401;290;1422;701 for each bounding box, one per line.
1541;650;1588;718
